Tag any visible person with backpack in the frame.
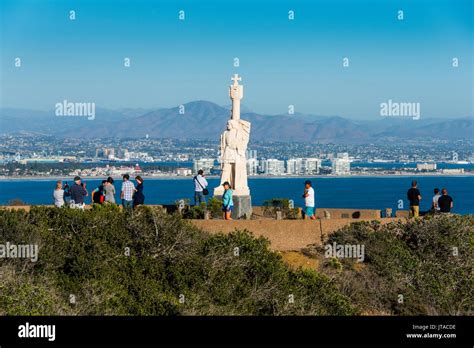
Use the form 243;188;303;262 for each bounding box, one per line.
193;169;209;205
221;181;233;220
91;180;106;204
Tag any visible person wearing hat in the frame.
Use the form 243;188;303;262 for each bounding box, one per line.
302;180;316;220
70;175;88;208
221;181;234;220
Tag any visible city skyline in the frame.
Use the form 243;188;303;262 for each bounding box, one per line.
1;0;472;119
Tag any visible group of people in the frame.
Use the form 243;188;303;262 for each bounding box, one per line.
303;179;456;220
53;174;145;209
193;169;234;220
193;171;321;222
53;173;455;220
193;174;317;221
407;180;454;217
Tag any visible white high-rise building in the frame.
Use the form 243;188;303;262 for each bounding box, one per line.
261;159;285;175
246;149;257;160
107;148;115;160
304;158;321;175
247;158;259;175
286;158;304;175
193;158;215;175
332;158;350;175
286;158;321;175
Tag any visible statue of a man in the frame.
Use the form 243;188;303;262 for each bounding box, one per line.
217;118;250;195
214;74;251;198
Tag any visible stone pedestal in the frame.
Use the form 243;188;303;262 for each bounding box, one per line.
215;195;252;219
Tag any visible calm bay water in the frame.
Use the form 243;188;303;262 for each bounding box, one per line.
1;176;473;214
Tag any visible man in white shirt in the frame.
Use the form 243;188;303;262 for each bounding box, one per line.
431;188;441;212
302;180;316;220
194;170;209;205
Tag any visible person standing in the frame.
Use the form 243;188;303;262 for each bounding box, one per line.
63;182;71;206
121;174;135;209
437;188;454;213
53;180;65;207
70;176;88;208
193;169;209;205
92;180;106;204
221;181;233;220
407;180;422;218
302;180;316;220
133;176;145;208
431;188;441;213
104;177;116;204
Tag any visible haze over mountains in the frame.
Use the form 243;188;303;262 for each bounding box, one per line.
1;101;472;144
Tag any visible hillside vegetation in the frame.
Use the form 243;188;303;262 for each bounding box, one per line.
0;206;354;315
305;215;473;315
0;206;471;315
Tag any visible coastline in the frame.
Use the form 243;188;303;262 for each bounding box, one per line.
0;172;473;181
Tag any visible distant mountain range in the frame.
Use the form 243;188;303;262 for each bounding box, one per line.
1;101;472;144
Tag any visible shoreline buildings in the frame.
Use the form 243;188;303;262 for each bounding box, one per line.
331;153;351;175
193;158;215;175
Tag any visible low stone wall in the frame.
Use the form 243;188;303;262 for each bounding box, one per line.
3;205;393;221
395;210;410;218
250;206;384;220
190;218;404;251
314;208;381;219
2;205;39;211
1;205;406;251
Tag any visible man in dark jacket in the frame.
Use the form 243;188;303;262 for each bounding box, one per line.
70;176;88;207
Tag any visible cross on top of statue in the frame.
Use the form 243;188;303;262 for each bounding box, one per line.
229;73;243;120
231;73;242;86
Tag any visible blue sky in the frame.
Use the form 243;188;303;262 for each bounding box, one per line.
1;0;472;119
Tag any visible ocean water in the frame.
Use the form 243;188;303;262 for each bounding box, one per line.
0;176;472;214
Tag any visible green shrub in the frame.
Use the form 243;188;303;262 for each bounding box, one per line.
0;205;355;316
182;202;206;219
313;216;474;315
6;198;26;206
207;197;223;219
0;266;72;315
263;198;301;219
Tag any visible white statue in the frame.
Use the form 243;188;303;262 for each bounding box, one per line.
214;74;251;196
